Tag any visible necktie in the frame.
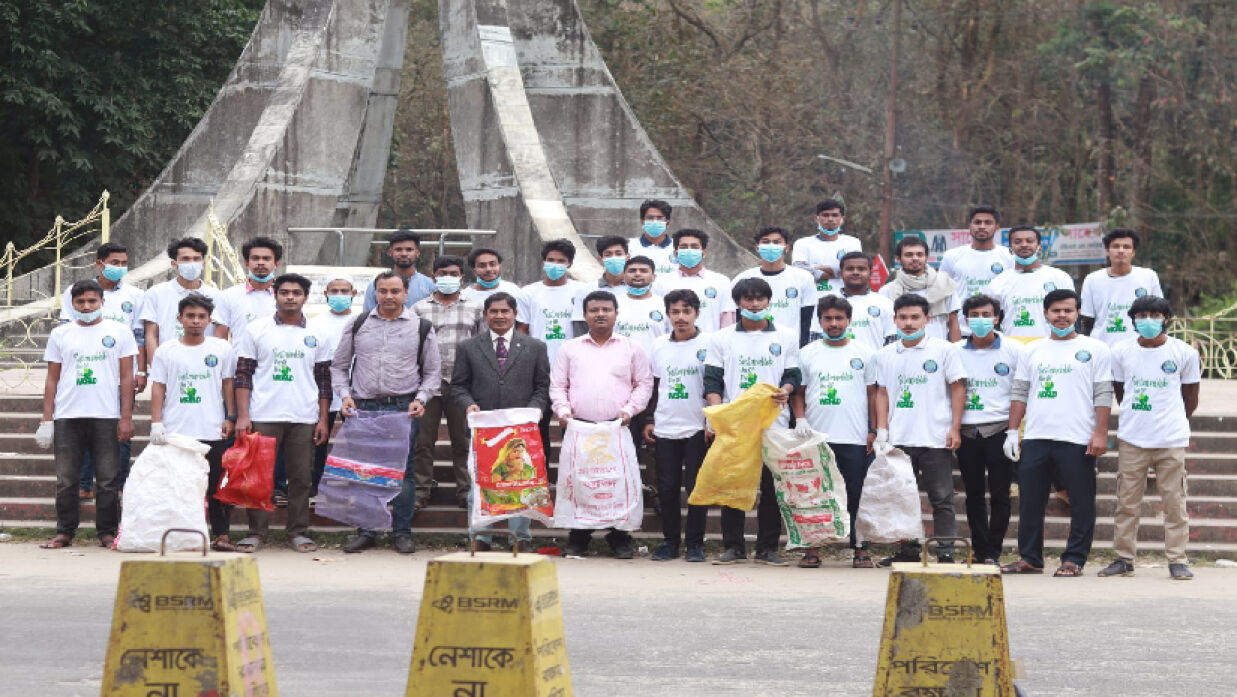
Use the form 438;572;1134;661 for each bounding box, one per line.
496;336;508;370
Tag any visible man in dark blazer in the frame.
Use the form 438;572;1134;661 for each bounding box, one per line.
450;291;551;550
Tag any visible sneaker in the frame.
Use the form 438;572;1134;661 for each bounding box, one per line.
877;550;921;568
612;543;634;560
392;535;415;555
754;550;790;566
342;534;376;553
712;547;746;565
1169;563;1194;581
650;543;678;561
684;545;706;563
1097;559;1135;577
562;544;587;558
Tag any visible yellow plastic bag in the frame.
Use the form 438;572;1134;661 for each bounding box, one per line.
688;382;782;511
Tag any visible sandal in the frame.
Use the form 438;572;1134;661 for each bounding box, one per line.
78;489;94;501
234;536;264;554
798;551;822;568
39;534;72;549
1000;560;1044;574
98;534;116;548
852;552;875;569
287;535;317;553
1053;561;1083;577
211;535;235;552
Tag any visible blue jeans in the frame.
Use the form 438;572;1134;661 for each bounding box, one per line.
355;397;419;538
467;487;533;546
79;440;132;492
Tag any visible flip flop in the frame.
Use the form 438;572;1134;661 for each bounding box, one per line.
211;535;235;552
852;552;875;569
39;534;72;549
798;552;822;568
287;535;317;553
1000;559;1044;574
234;536;264;554
1053;561;1084;577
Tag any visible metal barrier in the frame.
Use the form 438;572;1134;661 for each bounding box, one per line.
203;202;245;289
1;190;111;309
1172;314;1237;379
287;227;497;262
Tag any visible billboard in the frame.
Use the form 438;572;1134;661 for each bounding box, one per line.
894;222;1107;267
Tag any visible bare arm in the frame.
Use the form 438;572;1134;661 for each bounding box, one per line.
946;379;965;449
947;312;961;343
150;381;166;423
790;386;806;420
873;386;889;430
1182;383;1200;418
1007;400;1026;431
41;363;61;421
118;356;135;441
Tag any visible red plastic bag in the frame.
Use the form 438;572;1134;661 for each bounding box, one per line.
214;430;277;511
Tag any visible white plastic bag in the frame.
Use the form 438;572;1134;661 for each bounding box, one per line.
552;419;643;531
762;427;849;549
468;408;554;529
115;434;210;552
854;447;924;544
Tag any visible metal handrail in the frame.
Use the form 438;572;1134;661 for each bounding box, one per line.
1;191;110;309
287;227;497;262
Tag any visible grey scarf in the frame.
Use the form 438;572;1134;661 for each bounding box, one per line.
886;266;957;317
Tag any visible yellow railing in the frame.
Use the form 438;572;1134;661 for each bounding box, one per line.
1;191;110;309
204;201;245;288
1171;314;1237;380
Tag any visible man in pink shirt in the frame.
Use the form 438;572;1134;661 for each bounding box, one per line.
551;289;654;558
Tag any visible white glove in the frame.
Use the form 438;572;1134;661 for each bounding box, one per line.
34;421;54;449
1003;429;1021;462
794;422;815;439
874;427;891;455
149;422;168;445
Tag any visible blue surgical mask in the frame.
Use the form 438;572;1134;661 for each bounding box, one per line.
477;277;500;289
897;327;925;342
675;248;703;268
817;223;841;237
248;270;275;284
177;261;204;282
628;285;651;297
543;262;568;281
1134;318;1164;339
602;256;627;276
1014;253;1038;267
757;244;785;263
100;265;127;283
327;294;352;312
967;317;995;338
739;308;768;322
642;220;668;237
435;275;461;295
1050;324;1074;338
74;308;103;324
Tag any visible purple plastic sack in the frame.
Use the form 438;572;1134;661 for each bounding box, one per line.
315;410;413;530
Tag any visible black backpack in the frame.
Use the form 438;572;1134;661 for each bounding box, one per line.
349;310;434;372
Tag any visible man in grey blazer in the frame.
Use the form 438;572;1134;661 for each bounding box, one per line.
451;292;551;550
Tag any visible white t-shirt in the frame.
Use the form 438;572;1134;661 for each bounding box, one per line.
150;338;235;440
43;319;139;420
800;340;875;446
629;235;678;276
523;280;588;364
615;292;669;359
705;324;800;427
1080;267;1164;348
873;337;968;448
461;281;530;324
237;317;332;424
987;265;1075;338
954;334;1025;426
571;283;631;323
650;331;710;439
59;282;144;332
139;279;224;344
939;245;1016;305
791;233;863;294
730;266;816;339
833;291;894;349
879;282;961;340
1015;335;1112;445
216;283;276;342
307;311;356;412
652;268;734;332
1111;336;1200;449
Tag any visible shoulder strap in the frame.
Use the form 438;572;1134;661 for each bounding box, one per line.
349;310;371;340
417;318;432;370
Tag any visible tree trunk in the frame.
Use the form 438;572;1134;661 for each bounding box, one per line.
1128;72;1156;235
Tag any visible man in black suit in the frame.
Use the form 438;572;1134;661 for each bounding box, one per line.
450;292;551;550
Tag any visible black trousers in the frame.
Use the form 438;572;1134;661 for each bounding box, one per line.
53;418;120;538
654;431;709;548
957;429;1014;561
310;410;339;495
720;466;781;553
831;443;871;550
1016;439;1097;569
568;528;632;550
202;438;233;537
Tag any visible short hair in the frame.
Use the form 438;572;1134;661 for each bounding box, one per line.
1128;295;1172;320
839;251;871;269
895;235;928;256
468;247;502;268
815;198;846;216
166;237;207;259
753;225;788;245
272;273;311;295
433;255;466;273
484;292;517;312
731;277;773;303
242;236;284;262
968;205;1000;224
541;238;576;263
640;199;673;220
1043;288;1079;310
595;235;628;256
69;279;104;300
1007;225;1041;244
672;228;709;249
372;270;410;290
625;255;655;271
816;295;853;319
389;229;422;247
177;292;216;316
664;289;701;312
1103;228;1141;250
96;242;127;261
581;290;618;312
893;294;930;316
962;293;1000;317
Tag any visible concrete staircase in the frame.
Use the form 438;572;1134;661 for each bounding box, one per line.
2;393;1235;553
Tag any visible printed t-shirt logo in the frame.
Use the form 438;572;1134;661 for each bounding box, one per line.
849;358;865;370
545;321;566;340
1132;392;1153;411
837;249;847;259
668;380;690;400
704;287;717;299
923;359;938;373
867;306;881;317
966;393;985;411
102;336;116;348
1135;288;1148;298
1043;282;1057;292
1161;360;1178;374
786;288;799;299
695;348;707;362
990;262;1004;274
1106;316;1126;333
204;354;219;367
304;335;318;348
650;310;664;322
994;362;1010;376
1075;350;1092;363
769;343;782;356
121;301;134;313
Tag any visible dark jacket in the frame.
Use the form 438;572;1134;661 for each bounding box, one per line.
450;331;551;413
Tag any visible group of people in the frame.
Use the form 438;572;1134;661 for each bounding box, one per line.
35;199;1200;578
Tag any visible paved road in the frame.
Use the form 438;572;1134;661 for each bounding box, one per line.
2;544;1234;696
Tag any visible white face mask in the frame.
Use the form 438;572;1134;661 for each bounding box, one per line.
177;261;204;282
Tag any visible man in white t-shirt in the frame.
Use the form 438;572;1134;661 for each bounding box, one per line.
524;239;588;365
954;294;1025;565
214;236;282;343
831;251;895;348
644;289;712;563
987;225;1075;339
615;256;669;359
571;235;631;336
462;247;530;331
793;295;877;568
1001;289;1112;577
652;229;734;332
730;225;817;347
36;280;138;549
630;198;678;276
791;198;863;296
704;277;802;566
880;235;961;341
140;237;224;363
872;294;967;565
1099;296;1200;581
233;274;334;554
149;292;236;551
307;273;358;497
938;205;1015;312
1080;228;1164;348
